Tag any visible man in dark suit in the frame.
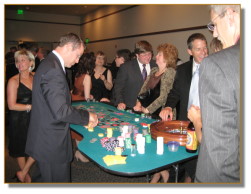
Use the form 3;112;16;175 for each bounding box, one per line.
159;33;208;121
159;33;208;182
113;40;156;110
25;33;98;182
36;47;48;63
194;5;240;183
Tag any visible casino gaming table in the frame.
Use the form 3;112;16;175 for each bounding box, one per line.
70;101;198;182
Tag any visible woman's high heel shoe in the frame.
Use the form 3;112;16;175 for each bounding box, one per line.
24;173;31;183
75;150;89;163
16;171;32;183
16;171;25;182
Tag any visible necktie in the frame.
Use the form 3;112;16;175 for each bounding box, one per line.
187;65;200;110
142;64;147;81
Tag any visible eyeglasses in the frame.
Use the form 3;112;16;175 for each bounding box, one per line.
207;10;226;31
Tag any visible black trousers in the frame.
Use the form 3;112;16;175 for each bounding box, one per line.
183;158;197;182
32;161;71;183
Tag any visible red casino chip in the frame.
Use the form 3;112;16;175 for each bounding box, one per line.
120;122;130;125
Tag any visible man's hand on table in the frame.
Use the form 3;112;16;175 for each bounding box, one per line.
117;103;126;110
88;112;98;128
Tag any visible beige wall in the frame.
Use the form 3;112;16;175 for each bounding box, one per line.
5;10;81;51
5;5;213;62
81;5;213;63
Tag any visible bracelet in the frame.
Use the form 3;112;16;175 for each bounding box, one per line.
26;104;31;112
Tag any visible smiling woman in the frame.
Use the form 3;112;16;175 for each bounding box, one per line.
91;51;113;102
134;43;177;117
6;49;35;183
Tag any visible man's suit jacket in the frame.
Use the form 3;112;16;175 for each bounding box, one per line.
25;52;89;164
196;42;240;182
165;60;193;120
113;58;156;108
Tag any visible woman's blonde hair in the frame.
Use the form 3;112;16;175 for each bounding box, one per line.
14;49;35;72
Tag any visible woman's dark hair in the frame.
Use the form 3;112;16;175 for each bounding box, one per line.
116;49;131;62
95;51;107;65
75;53;95;77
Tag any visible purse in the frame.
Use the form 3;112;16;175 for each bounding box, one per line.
137;90;151;107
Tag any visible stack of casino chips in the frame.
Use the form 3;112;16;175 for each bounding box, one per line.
100;137;109;147
100;137;120;151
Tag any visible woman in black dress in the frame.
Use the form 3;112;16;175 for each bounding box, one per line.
91;51;113;102
7;49;35;182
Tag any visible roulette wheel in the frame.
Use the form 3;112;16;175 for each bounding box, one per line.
150;120;189;146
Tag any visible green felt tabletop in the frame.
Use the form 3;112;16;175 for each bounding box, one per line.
70;101;198;176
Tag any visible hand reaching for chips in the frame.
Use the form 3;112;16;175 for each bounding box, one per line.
87;112;98;128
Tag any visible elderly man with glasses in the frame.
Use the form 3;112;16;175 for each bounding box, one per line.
191;5;240;183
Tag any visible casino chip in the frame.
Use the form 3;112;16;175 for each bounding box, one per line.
100;138;120;151
90;138;98;143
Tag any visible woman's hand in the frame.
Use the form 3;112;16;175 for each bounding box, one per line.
99;74;105;81
142;107;150;114
100;98;110;102
159;107;173;121
133;101;142;112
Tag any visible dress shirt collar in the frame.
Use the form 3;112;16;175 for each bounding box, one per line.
52;50;65;73
137;59;151;75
